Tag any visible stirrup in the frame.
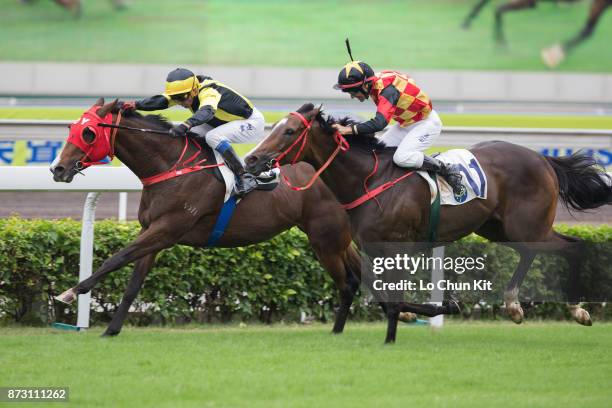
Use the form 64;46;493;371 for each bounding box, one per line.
233;173;257;197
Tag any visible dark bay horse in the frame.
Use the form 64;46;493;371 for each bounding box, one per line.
245;103;612;343
51;98;362;336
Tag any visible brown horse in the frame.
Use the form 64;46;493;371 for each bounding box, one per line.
51;98;362;336
245;103;612;343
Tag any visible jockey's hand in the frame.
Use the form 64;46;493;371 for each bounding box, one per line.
120;101;136;111
332;124;353;136
169;123;189;138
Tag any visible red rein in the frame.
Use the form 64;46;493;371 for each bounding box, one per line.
275;111;349;192
276;111;414;210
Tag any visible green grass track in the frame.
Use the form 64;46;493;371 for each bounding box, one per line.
0;323;610;407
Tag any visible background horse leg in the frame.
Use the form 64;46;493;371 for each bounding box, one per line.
56;224;181;304
102;251;159;337
495;0;536;45
462;0;493;29
563;0;609;52
542;0;610;68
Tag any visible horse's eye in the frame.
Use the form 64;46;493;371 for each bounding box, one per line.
285;128;295;136
82;128;96;144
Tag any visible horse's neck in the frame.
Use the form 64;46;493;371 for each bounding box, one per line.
308;142;390;205
112;126;192;180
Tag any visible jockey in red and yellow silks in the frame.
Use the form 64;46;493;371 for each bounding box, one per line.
332;61;463;196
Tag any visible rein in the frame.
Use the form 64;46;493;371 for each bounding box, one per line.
274;111;414;209
275;111;349;191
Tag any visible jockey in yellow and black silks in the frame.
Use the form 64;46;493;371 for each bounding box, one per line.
332;61;464;196
123;68;264;196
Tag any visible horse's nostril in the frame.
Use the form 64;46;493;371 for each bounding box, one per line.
245;156;257;165
54;165;65;174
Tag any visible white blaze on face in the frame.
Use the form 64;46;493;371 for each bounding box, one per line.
245;118;288;158
49;155;61;173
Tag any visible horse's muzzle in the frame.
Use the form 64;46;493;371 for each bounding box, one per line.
52;164;77;183
245;154;273;176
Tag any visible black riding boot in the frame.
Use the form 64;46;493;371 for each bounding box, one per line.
420;155;464;197
220;145;258;197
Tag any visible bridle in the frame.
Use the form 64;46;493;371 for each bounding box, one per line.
64;107;220;186
272;111;349;191
65;107;123;172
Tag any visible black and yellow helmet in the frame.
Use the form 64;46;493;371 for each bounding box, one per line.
333;61;375;92
165;68;200;96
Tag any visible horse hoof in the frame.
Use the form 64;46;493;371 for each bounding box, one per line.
507;302;524;324
55;288;77;305
570;307;592;327
541;44;565;69
398;312;417;323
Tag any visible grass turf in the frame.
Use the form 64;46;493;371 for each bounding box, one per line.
0;322;610;407
2;107;612;129
1;1;611;71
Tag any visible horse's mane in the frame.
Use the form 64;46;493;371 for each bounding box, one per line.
296;103;387;151
112;106;173;131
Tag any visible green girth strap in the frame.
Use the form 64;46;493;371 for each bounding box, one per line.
427;171;441;242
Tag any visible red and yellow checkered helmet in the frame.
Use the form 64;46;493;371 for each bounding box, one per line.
333;61;375;92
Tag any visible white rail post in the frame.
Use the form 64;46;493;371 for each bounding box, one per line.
77;192;101;329
429;246;445;328
118;192;128;222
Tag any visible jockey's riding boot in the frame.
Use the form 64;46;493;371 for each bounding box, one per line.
420;156;464;197
220;145;258;197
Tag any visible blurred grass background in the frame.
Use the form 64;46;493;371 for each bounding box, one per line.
1;0;611;71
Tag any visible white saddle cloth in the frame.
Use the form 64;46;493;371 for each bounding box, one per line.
417;149;488;206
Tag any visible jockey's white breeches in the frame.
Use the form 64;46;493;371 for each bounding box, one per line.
190;107;265;153
379;109;442;168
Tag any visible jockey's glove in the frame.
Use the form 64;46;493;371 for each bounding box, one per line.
169;123;189;138
120;101;136;111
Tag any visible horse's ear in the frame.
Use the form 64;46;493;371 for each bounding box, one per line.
296;102;315;115
93;97;105;107
96;99;119;117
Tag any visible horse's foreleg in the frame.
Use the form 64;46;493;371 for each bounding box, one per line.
399;300;461;317
101;252;158;337
504;247;536;324
462;0;493;29
563;0;609;52
56;226;178;304
495;0;536;45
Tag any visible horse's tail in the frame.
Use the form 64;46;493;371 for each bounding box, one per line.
545;152;612;211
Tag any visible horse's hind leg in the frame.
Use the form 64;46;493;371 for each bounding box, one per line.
476;219;540;323
549;232;592;326
102;251;158;337
503;245;536;324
